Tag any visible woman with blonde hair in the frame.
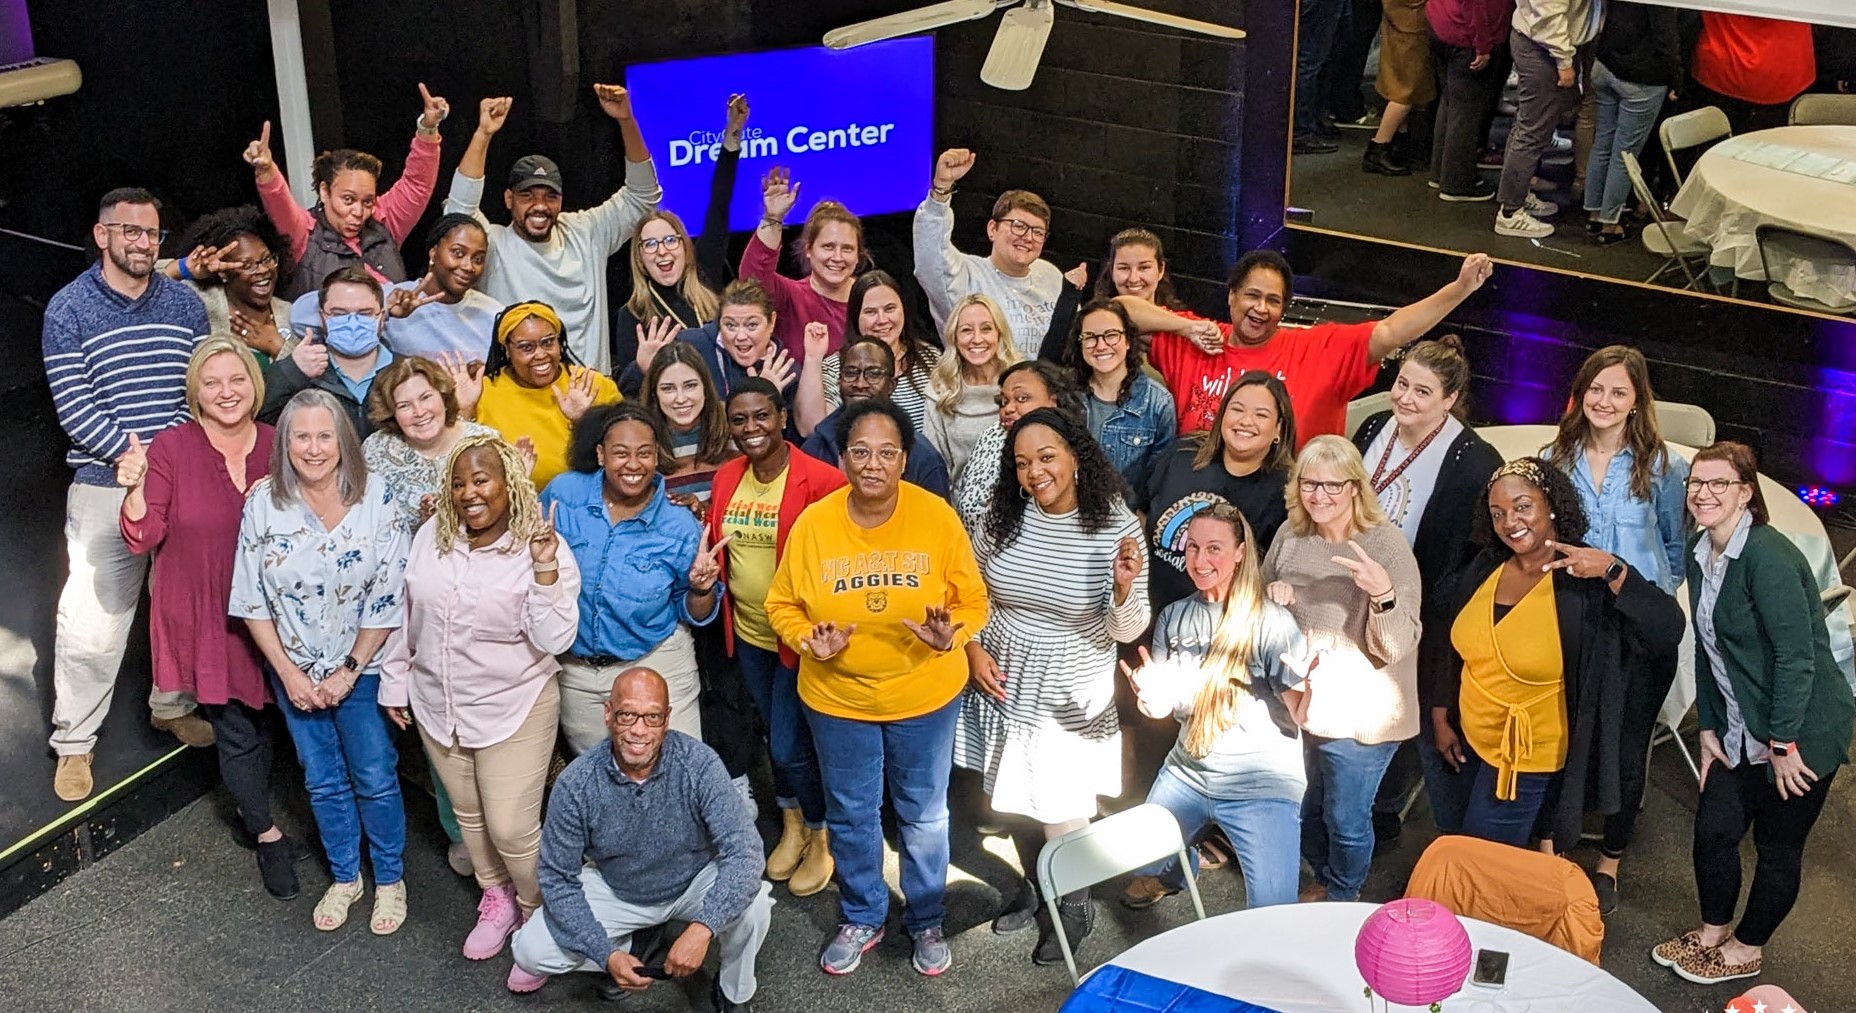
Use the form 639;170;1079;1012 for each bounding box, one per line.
1120;504;1312;911
923;293;1022;483
381;431;580;975
1263;435;1422;903
613;210;721;369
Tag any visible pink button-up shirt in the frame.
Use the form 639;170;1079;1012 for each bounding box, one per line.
380;521;581;748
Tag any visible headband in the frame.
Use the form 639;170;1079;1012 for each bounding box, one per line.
1489;456;1549;490
495;302;564;346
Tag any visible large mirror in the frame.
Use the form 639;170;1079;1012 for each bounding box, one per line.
1285;1;1856;317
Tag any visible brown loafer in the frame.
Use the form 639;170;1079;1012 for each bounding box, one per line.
53;753;94;802
1119;875;1179;910
152;713;216;748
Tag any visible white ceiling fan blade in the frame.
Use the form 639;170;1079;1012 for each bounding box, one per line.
1056;0;1245;39
980;0;1055;91
824;0;1008;49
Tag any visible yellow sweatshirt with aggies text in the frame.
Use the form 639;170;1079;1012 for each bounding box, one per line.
765;483;988;721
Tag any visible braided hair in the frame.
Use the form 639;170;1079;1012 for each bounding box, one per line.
982;407;1124;552
431;431;544;555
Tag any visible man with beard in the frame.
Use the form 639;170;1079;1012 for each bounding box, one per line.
509;668;770;1010
43;188;215;801
801;338;949;496
445;89;662;375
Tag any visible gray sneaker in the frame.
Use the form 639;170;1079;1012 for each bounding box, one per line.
820;923;884;976
910;926;951;976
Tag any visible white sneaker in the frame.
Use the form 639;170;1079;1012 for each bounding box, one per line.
1523;193;1561;218
1495;207;1555;238
1548;133;1573;154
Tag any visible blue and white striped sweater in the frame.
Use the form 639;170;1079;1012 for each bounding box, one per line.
40;263;207;485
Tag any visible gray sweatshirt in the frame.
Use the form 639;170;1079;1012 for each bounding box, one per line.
912;196;1063;360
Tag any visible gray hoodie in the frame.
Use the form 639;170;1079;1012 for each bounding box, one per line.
1512;0;1605;67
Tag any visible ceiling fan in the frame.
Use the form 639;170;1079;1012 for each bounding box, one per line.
824;0;1245;91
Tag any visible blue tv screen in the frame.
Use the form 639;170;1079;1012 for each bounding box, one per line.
625;36;935;235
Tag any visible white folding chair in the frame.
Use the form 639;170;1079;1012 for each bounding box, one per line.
1789;93;1856;127
1755;223;1856;316
1658;106;1732;188
1650;400;1715;448
1623;150;1713;291
1345;390;1393;438
1035;803;1207;985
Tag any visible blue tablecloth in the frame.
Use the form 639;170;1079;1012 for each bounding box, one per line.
1061;965;1286;1013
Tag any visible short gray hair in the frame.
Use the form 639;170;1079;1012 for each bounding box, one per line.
271;389;368;509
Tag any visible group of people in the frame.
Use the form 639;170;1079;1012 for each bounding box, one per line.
39;76;1851;1007
1295;0;1849;241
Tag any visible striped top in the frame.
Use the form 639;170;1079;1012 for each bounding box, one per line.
42;264;208;485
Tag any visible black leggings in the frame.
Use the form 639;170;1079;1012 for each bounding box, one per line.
199;700;274;837
1694;761;1836;947
1602;639;1680;857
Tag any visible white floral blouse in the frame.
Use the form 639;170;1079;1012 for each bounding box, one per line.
229;472;409;682
363;422;497;535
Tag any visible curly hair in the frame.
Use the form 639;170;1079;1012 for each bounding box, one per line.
567;402;676;477
431;431;544;555
365;356;459;434
1471;455;1591;554
982;407;1125;553
175;205;292;280
1064;298;1148;407
999;359;1085;423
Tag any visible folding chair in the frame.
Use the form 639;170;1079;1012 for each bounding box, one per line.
1789;93;1856;127
1755;223;1856;316
1650;400;1715;448
1658;106;1731;188
1035;803;1208;985
1345;390;1393;438
1623;150;1712;291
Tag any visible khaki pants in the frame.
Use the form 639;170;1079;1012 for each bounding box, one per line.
420;678;559;913
558;626;701;756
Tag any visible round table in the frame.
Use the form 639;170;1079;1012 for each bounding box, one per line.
1668;124;1856;307
1102;902;1655;1012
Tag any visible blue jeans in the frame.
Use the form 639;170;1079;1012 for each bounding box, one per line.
1300;734;1399;901
1583;60;1668;225
1294;0;1344;138
1418;722;1472;835
1460;749;1558;848
737;642;824;826
806;694;958;933
272;671;406;884
1142;766;1302;908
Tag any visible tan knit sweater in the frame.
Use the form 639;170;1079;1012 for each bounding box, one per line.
1262;520;1423;744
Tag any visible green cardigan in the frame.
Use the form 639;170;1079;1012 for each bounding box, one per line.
1688;523;1855;778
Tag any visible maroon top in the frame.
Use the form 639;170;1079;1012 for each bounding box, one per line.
121;420;275;707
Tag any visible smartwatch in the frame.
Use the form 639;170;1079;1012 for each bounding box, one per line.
1370;593;1397;615
1770;741;1795;757
1602;559;1626;583
338;654;359;673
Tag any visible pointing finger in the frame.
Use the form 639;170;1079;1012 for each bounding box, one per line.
260;120;271;146
418;81;433;103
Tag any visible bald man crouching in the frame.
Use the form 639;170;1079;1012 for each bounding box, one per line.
509;667;772;1009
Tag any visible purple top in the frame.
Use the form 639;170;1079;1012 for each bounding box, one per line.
1428;0;1516;53
121;420;275;707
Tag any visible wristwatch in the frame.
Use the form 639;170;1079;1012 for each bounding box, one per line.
1369;593;1397;614
1602;559;1626;583
338;654;358;673
1771;741;1795;757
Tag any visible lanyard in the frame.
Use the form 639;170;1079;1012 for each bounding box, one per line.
649;287;695;331
1370;420;1447;495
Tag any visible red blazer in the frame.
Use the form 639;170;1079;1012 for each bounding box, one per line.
707;443;847;666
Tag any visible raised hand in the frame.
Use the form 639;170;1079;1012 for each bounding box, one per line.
1117;645;1156;695
724;93;750;143
903;606;966;653
1329;539;1394;599
1112;536;1144;602
801;321;830;364
417;82;450;130
477;96;513;136
1187;319;1225;355
633;316;680;374
185;240;247;281
115;433;149;489
243;120;276;181
386;277;445;319
529;501;560;564
802;621;854;661
688;530;730;595
1542;540;1618;581
594;83;633;122
966;642;1006;701
1063;262;1089;291
437;351;483;417
1266;580;1296;607
761;166;799;221
291;334;330;379
515;436;539;476
934;148;977;189
754;345;796;392
552;367;599;422
1456;252;1493;294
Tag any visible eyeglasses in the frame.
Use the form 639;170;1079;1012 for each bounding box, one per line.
325;309;382;323
1298;479;1352;497
509;334;561;356
640;235;684;254
237;253;280;274
841;366;890;383
101;223;168;244
994;218;1048;241
845;445;903;464
610;710;667;728
1685;478;1747;495
1080;329;1126;347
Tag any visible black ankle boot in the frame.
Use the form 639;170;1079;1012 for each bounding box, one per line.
256;838;300;900
1033;891;1094;965
1362;140;1411;176
992;877;1039;934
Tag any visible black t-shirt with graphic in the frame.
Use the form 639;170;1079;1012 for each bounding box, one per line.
1141;441;1291;610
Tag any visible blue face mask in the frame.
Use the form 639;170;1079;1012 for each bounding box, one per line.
323;312;381;357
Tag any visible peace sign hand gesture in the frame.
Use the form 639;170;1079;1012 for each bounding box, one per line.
762;167;799;221
529;501;560;565
903;606;966;653
1112;536;1144;604
688;531;730;595
803;621;854;661
243;121;276;182
116;433;149;489
1117;645;1156;696
552;367;599;422
1329;539;1394;599
185;240;247;282
417;82;450;130
386;277;445;318
1541;540;1619;582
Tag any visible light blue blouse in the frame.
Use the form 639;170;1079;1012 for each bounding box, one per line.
1553;444;1690;595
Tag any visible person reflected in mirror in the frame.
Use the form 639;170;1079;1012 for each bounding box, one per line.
1493;0;1601;239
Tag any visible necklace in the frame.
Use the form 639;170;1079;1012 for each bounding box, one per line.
1370;419;1448;494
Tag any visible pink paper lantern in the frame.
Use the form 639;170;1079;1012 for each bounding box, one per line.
1354;898;1474;1010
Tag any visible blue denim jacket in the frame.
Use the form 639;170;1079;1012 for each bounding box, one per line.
1555;444;1690;594
1091;373;1176;498
540;471;721;660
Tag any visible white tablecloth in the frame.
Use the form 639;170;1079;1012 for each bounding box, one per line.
1477;426;1856;731
1105;902;1655;1012
1668;125;1856;307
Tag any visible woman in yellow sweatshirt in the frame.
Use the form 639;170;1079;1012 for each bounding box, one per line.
471;301;619;489
765;397;988;980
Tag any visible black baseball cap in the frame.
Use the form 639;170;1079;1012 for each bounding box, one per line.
508;155;564;194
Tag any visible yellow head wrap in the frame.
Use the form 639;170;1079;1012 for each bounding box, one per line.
494;301;565;347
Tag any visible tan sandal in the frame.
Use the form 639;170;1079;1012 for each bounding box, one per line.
370;881;408;935
313;880;365;931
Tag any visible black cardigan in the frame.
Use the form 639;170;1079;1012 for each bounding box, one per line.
1434;548;1686;850
1351;411;1504;708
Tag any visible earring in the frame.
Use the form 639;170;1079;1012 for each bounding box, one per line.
1550;512;1557;519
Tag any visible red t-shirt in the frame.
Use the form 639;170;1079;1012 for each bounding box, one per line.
1149;318;1380;448
1691;13;1816;107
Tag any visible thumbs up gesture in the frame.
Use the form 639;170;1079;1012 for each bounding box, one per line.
116;433;150;489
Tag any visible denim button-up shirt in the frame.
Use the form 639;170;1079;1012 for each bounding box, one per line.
1554;444;1690;594
1088;373;1176;499
540;471;720;661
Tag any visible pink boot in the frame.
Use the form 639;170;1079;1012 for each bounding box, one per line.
463;883;519;960
506;963;550;993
